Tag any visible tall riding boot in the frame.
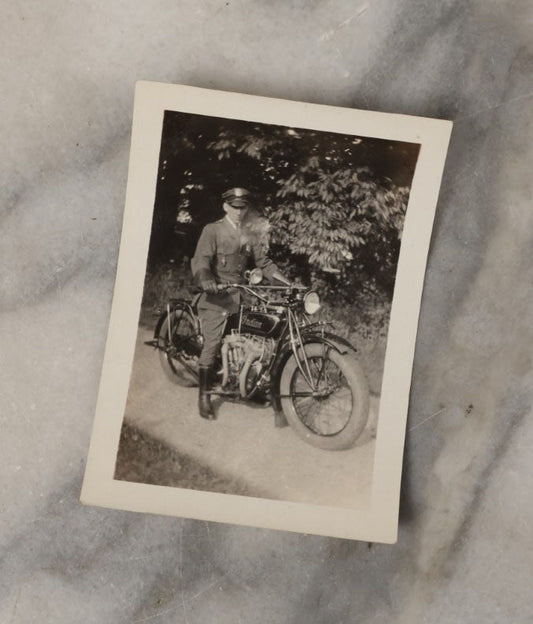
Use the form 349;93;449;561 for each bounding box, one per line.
198;366;216;420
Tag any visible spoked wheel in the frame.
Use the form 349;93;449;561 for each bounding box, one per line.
280;343;369;450
157;310;201;387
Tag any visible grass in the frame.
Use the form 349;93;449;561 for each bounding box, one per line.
115;422;257;497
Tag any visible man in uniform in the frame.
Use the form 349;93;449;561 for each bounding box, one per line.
191;187;290;420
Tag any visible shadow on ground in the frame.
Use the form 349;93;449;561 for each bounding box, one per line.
115;422;263;498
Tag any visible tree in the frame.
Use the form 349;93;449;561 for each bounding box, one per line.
148;111;419;307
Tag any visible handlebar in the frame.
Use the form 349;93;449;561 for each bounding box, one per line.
220;283;307;291
193;282;308;303
194;282;307;293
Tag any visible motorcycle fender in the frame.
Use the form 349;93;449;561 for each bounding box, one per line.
299;324;358;355
153;301;195;340
154;312;169;340
321;332;358;356
270;335;350;413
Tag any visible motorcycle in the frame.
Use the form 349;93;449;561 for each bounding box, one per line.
146;269;370;451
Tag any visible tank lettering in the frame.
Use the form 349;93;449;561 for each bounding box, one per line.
242;315;263;329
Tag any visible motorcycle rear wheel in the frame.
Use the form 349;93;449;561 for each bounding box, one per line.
157;311;200;387
280;343;369;451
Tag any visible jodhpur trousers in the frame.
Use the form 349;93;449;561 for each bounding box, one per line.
197;308;228;368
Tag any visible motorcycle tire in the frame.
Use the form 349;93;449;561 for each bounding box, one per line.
157;311;200;387
280;343;369;451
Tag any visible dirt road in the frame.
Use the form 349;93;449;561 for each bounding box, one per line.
120;327;379;509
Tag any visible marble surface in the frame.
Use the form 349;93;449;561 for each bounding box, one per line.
1;1;532;622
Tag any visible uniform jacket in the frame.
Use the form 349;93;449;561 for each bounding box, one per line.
191;213;278;313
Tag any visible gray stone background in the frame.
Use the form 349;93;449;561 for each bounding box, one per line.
1;1;532;622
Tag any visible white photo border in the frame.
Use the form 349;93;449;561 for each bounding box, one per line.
81;81;452;543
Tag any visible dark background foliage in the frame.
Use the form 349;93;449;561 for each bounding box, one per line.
142;111;420;391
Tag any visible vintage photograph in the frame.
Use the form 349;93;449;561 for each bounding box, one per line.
81;83;451;541
116;110;419;508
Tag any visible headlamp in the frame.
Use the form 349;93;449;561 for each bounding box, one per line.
303;291;321;314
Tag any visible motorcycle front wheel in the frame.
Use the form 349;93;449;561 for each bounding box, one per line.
157;310;201;387
280;343;369;451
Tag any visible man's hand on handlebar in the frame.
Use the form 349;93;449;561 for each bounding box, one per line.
200;278;219;295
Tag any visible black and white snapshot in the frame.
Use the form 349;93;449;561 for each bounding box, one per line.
113;107;420;509
81;83;451;540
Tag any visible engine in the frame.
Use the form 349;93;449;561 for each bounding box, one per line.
220;332;276;398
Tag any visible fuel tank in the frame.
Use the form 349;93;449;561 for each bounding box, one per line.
240;310;283;338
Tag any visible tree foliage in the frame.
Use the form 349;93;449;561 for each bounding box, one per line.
149;111;419;306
